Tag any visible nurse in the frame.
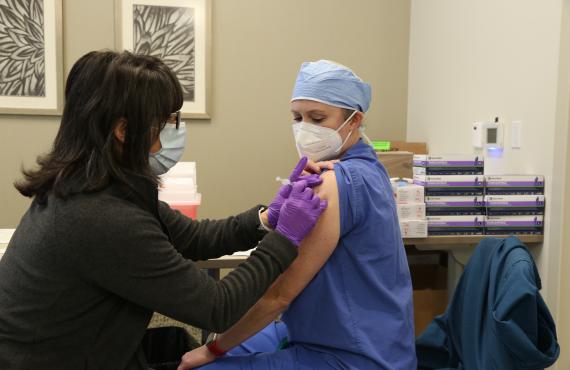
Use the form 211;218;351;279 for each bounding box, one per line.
0;51;327;369
178;60;417;369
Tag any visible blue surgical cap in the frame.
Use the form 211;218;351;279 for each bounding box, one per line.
291;60;372;112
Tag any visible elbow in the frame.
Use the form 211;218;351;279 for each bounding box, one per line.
206;296;290;334
279;296;292;310
263;285;294;312
268;294;291;313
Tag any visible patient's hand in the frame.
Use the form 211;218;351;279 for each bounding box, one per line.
177;345;215;370
302;159;339;176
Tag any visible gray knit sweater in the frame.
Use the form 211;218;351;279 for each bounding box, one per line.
0;177;297;369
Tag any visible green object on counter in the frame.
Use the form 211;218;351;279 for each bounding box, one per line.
372;141;391;151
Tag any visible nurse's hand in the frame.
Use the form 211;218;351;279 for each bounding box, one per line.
289;157;324;185
267;157;322;228
177;345;215;370
275;180;327;247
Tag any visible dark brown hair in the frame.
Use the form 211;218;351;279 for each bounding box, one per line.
15;50;183;203
342;108;356;120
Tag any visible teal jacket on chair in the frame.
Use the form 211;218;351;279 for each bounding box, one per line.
416;236;559;370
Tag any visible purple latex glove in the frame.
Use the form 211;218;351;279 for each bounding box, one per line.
290;157;324;187
275;180;328;247
267;157;323;228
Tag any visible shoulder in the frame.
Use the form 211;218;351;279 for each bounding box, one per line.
332;158;369;198
54;191;162;245
332;157;389;229
315;170;338;201
307;170;339;224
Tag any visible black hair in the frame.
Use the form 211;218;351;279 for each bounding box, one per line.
15;50;183;203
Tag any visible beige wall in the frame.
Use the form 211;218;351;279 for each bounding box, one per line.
556;2;570;366
557;84;570;369
0;0;411;227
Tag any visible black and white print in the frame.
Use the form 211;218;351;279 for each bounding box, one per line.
0;0;45;97
133;5;195;101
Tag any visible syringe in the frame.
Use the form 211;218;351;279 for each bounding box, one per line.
275;176;291;185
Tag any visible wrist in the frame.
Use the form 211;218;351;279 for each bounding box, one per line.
258;207;273;232
205;334;227;357
275;226;300;247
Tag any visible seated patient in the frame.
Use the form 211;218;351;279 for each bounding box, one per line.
179;60;417;370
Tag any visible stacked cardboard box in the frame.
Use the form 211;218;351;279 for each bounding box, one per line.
485;176;545;235
392;181;427;238
413;155;485;235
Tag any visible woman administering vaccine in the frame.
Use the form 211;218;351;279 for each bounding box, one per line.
0;51;327;369
179;60;416;370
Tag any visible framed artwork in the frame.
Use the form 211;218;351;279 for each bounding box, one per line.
0;0;64;115
116;0;211;119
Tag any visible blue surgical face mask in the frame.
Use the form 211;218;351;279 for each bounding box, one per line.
149;121;186;175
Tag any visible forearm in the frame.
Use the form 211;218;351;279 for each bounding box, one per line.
159;203;267;260
216;293;288;352
193;232;296;332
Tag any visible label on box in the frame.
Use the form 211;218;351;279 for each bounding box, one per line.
427;216;485;227
486;215;543;227
413;167;427;175
485;175;545;187
485;195;545;207
400;220;428;238
393;184;425;204
413;166;483;176
414;175;485;188
426;196;485;207
397;203;426;220
413;154;484;167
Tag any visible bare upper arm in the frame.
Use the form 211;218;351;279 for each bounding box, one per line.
266;170;340;305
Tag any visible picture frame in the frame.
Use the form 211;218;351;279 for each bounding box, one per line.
0;0;64;115
115;0;211;119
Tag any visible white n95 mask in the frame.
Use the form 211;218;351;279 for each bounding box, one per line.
149;122;187;175
292;110;357;162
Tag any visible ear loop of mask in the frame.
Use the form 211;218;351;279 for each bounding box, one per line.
343;110;374;148
359;125;374;147
334;110;359;153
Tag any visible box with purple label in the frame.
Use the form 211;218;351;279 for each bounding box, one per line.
413;155;484;175
485;175;545;195
425;196;485;215
413;155;484;168
427;215;485;235
413;166;484;176
414;175;485;196
485;195;545;215
485;215;544;235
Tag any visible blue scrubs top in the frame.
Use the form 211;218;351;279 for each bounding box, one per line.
282;140;417;369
